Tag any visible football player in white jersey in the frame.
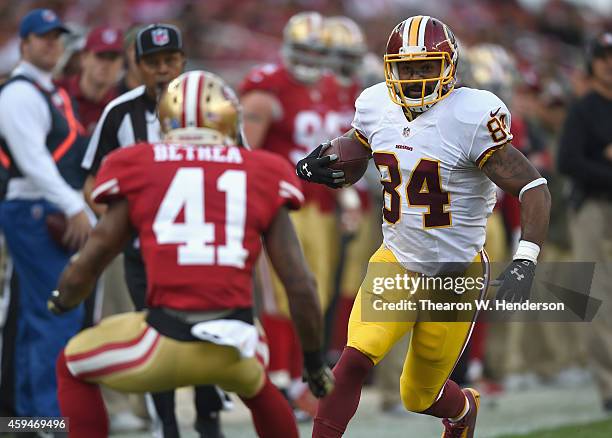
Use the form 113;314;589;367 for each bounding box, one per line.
296;16;551;438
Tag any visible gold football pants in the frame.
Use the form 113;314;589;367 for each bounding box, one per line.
64;312;265;398
347;246;488;412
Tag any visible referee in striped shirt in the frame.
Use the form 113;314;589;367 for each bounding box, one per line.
82;24;226;438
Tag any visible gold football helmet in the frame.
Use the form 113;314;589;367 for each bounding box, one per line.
323;16;366;86
158;71;242;145
282;11;327;83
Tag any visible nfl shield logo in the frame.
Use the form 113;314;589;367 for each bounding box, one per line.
42;10;57;22
152;28;169;46
402;127;411;137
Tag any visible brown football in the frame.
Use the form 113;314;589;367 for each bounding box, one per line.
321;136;371;186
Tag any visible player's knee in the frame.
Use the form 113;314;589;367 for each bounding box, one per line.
347;327;393;364
234;360;266;399
399;379;437;413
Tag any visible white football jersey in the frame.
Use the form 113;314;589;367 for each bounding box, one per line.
352;83;512;275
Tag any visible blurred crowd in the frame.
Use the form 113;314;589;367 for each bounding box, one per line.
1;0;610;85
0;0;611;435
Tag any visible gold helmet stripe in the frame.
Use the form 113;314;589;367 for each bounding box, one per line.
408;15;423;46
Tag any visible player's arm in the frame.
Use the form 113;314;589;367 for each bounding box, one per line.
482;144;551;304
81;106;121;217
482;144;551;247
241;90;282;149
296;128;369;188
83;174;107;216
48;199;132;314
263;206;334;397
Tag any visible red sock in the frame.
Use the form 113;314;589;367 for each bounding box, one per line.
420;380;465;418
240;376;298;438
56;349;108;438
313;347;374;438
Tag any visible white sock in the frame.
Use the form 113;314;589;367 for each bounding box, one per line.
449;395;469;423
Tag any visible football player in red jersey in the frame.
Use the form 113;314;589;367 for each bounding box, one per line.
239;11;345;411
47;71;334;438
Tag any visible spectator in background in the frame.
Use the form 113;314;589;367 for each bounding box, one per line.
56;26;124;135
56;24;149;432
117;24;144;94
558;31;612;413
0;8;91;417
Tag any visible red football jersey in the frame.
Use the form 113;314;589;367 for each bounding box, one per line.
239;63;343;212
92;142;304;311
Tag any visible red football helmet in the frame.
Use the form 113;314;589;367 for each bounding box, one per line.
384;16;459;112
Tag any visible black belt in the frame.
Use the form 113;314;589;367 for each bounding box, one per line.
146;307;254;342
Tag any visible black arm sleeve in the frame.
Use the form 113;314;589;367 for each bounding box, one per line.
558;104;612;191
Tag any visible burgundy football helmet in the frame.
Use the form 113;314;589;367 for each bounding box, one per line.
384;16;459;112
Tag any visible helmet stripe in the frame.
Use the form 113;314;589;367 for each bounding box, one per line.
409;15;423;46
196;74;205;129
417;15;429;46
184;72;200;127
402;18;411;47
180;74;188;128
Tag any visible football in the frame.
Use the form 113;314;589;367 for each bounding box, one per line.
321;136;371;186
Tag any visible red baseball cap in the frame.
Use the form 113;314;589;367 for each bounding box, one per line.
85;26;123;54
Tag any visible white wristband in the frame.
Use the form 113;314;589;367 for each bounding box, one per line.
518;177;547;202
513;240;540;264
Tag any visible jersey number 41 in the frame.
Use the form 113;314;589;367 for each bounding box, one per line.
153;168;249;267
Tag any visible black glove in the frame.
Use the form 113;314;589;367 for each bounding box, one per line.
47;290;73;315
493;259;536;305
296;143;345;189
303;350;335;398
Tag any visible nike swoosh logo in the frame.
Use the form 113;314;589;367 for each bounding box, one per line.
490;107;501;117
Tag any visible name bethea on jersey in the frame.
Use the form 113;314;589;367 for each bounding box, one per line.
153;144;243;163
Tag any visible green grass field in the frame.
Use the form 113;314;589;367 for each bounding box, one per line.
119;383;611;437
500;418;612;438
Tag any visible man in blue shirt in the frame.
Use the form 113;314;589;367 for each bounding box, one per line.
0;8;91;416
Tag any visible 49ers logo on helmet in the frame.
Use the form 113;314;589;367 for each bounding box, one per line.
152;28;169;46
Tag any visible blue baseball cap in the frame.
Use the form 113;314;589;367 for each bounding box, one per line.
19;9;69;39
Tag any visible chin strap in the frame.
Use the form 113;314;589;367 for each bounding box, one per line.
402;107;414;122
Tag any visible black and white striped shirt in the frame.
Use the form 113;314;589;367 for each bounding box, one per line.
81;85;161;174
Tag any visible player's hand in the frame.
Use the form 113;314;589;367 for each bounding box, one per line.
47;290;74;315
303;350;335;398
304;365;335;398
296;143;345;189
63;210;92;251
492;259;536;305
